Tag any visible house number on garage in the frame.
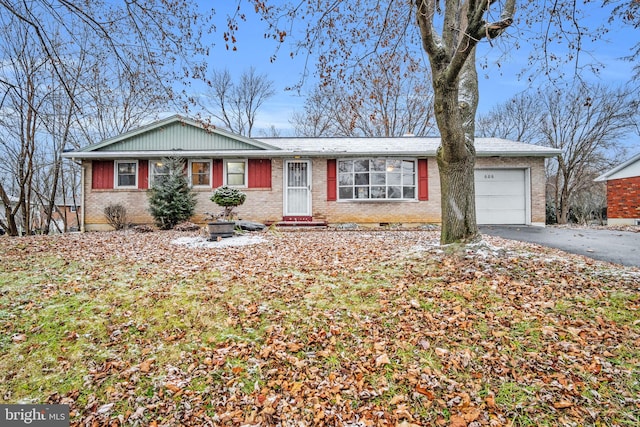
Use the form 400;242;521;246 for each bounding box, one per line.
484;174;495;179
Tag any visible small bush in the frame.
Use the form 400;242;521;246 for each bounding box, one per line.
103;204;128;230
211;186;247;221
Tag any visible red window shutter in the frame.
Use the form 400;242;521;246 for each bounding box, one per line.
327;159;337;201
418;159;428;201
92;160;114;189
248;159;272;188
138;160;148;189
212;159;224;188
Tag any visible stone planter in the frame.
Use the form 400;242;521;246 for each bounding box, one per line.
207;221;236;240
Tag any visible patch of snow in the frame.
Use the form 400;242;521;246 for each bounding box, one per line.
171;235;266;249
335;223;359;230
410;242;441;253
465;239;508;258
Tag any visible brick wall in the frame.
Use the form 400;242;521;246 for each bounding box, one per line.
314;158;441;224
82;156;548;230
315;156;547;226
607;176;640;219
82;159;283;231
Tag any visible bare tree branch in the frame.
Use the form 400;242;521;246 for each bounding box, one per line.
201;67;275;137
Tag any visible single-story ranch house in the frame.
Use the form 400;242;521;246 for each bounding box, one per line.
62;115;560;231
595;152;640;226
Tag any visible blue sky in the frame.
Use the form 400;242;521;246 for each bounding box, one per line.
195;1;638;137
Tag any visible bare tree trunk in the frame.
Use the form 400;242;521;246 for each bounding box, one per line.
556;157;570;224
433;46;480;244
43;158;62;233
552;179;559;224
558;179;571;224
21;86;37;234
437;148;478;243
60;169;69;233
0;184;19;236
70;169;81;231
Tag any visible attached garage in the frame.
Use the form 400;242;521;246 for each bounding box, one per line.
475;168;529;225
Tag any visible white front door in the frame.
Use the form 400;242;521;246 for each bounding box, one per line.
284;160;311;217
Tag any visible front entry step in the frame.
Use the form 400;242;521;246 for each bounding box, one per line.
265;220;328;229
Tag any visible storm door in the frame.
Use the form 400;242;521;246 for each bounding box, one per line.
284;160;311;217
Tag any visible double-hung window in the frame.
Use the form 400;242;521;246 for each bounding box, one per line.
115;161;138;188
149;160;170;187
225;159;247;186
338;158;416;200
189;160;211;187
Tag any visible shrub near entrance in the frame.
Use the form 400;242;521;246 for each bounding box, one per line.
207;186;247;239
210;186;246;222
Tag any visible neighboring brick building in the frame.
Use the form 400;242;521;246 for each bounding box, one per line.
62;115;560;231
48;203;81;232
596;152;640;226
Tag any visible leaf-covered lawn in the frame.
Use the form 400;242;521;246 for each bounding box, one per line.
1;229;638;426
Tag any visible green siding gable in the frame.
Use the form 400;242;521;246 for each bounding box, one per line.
100;121;263;152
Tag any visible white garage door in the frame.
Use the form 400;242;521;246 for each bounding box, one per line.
475;169;527;225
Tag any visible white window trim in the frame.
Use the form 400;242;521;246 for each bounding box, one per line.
337;158;418;201
149;159;170;188
224;159;248;187
114;160;138;189
188;159;212;188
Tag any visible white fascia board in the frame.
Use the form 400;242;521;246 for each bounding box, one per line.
595;152;640;181
476;149;561;157
61;150;438;159
594;173;609;182
62;148;561;160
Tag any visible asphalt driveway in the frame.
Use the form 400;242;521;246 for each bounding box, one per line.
480;225;640;268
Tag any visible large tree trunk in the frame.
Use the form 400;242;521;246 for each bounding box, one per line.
413;0;512;244
432;47;480;244
437;146;478;243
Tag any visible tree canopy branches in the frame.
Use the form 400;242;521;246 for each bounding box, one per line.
199;67;275;137
0;0;211;109
0;0;212;235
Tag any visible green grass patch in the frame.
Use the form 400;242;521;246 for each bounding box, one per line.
2;233;639;427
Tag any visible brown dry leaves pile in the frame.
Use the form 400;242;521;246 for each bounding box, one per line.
1;229;639;427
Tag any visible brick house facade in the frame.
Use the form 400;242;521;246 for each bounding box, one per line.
596;153;640;225
63;115;559;231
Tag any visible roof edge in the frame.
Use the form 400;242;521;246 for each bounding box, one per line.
62;149;560;160
595;151;640;181
476;149;561;157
